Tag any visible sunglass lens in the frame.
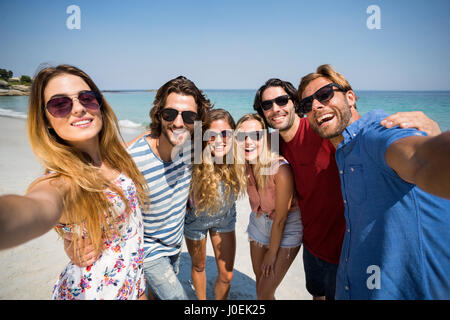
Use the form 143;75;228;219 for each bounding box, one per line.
161;108;178;122
222;130;232;139
182;111;197;124
236;131;264;141
206;130;230;142
236;132;245;141
205;131;216;142
79;91;101;110
252;131;263;140
274;96;289;106
261;100;273;111
316;86;334;102
46;97;73;117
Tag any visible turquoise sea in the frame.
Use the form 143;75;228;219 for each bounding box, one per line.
1;90;449;135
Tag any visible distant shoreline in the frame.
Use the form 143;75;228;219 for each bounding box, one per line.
0;88;158;96
2;88;450;96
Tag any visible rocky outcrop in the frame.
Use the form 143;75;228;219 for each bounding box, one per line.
0;89;30;96
0;79;8;89
0;82;30;96
10;85;30;92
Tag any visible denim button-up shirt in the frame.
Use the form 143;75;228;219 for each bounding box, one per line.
334;110;450;299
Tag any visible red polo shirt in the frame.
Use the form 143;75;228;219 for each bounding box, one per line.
280;118;345;264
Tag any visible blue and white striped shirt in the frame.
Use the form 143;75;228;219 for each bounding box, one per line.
128;134;192;262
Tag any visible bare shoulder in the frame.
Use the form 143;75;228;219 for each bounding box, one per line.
274;160;294;183
26;173;70;200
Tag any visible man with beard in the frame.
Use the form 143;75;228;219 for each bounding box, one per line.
298;64;450;299
253;77;441;300
127;76;211;299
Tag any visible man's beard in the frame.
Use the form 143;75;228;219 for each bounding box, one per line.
269;111;295;132
312;104;352;140
161;125;190;147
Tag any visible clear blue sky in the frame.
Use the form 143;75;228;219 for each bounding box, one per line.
1;0;449;90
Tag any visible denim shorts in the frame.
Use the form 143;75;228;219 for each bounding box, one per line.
143;253;188;300
184;204;237;241
247;210;303;248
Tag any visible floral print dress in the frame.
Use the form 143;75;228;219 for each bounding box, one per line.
52;173;145;300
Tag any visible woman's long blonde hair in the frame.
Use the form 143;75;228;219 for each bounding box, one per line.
27;64;149;254
190;109;245;216
234;113;280;191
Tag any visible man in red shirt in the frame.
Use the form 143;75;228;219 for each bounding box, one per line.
253;78;441;300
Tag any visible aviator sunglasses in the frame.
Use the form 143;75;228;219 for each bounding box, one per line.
45;90;102;118
160;108;198;125
236;130;264;142
299;83;345;113
260;95;291;111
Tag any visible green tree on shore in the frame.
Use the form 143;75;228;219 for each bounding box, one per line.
0;69;13;81
20;75;32;84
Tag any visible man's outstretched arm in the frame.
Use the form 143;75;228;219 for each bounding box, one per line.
386;131;450;199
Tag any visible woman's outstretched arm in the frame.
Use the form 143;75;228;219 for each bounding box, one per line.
0;177;67;250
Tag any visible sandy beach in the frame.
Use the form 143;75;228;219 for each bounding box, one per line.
0;116;309;300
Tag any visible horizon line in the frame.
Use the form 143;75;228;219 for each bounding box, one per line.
101;88;450;92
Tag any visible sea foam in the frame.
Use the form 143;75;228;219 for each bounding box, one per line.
0;108;27;119
119;119;145;129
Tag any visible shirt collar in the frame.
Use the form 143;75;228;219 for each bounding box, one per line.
338;110;384;149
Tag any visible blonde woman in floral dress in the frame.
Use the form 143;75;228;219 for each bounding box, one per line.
0;65;149;300
52;172;146;299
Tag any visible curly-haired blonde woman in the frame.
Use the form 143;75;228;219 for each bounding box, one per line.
0;64;149;300
235;113;303;300
185;109;245;300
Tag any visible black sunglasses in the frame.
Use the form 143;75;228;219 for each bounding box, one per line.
236;130;264;142
45;90;102;118
160;108;198;125
205;130;233;142
299;83;345;113
260;95;290;111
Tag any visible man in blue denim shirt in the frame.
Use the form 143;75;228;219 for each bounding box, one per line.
297;64;450;299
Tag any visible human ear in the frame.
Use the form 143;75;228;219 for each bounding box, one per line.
345;90;357;108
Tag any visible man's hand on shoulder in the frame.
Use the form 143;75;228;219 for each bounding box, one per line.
381;111;441;137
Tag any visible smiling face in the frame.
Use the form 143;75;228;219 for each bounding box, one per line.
160;92;198;147
237;119;264;163
261;86;296;132
207;119;233;158
43;73;103;150
302;77;356;144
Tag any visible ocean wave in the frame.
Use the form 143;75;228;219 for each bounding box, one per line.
0;108;27;119
118;119;146;129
